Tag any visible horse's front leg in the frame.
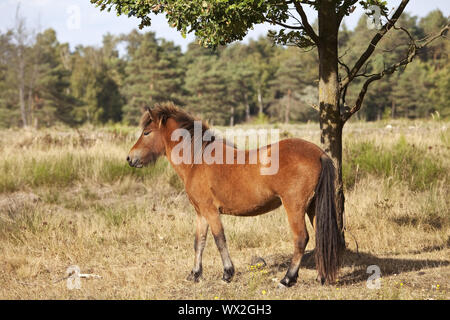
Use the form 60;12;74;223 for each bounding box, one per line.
187;213;208;282
205;211;235;282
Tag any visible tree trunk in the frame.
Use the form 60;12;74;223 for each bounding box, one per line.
244;91;250;122
19;85;27;127
28;46;40;128
18;47;28;127
257;87;263;115
318;2;345;243
392;99;396;118
285;89;291;124
230;106;234;127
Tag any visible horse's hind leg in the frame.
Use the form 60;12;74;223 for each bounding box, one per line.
306;199;316;230
279;196;309;288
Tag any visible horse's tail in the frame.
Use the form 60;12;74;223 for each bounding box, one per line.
314;154;343;284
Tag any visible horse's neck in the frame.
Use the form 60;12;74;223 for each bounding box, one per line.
162;134;193;185
161;126;240;183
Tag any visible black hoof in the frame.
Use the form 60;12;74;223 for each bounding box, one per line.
316;275;325;285
280;276;297;287
222;267;235;283
187;270;202;282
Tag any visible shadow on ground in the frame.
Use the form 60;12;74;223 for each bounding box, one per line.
259;248;449;285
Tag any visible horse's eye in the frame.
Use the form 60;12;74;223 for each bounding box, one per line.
144;131;151;136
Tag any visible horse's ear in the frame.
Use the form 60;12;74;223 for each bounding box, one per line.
146;106;154;121
158;112;167;128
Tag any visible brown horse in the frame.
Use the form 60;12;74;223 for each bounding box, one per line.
127;102;343;286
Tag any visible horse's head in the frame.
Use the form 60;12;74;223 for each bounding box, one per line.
127;107;165;168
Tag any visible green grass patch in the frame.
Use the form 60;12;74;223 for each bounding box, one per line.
0;153;169;193
29;155;81;187
0;161;20;192
343;136;447;191
0;154;86;192
94;203;141;227
0;202;46;238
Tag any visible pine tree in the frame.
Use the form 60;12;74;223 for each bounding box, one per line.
391;60;428;118
425;63;450;118
70;35;125;125
31;29;78;126
419;10;448;67
122;31;184;124
247;37;279;116
184;53;229;125
270;46;318;123
0;31;20;127
97;34;125;123
220;43;255;125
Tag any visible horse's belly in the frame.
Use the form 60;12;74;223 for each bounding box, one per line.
217;196;282;217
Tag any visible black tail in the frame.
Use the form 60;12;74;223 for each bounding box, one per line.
314;155;343;284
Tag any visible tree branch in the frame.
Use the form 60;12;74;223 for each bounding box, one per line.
338;58;350;108
340;0;410;89
293;1;319;45
264;18;304;30
341;22;450;122
338;0;358;24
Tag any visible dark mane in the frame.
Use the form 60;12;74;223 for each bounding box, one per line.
140;102;220;148
141;101;209;135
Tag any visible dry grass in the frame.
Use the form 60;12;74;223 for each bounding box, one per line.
0;120;448;300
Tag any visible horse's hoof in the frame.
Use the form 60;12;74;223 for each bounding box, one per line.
186;270;202;282
222;267;235;283
277;283;288;290
222;273;233;283
222;277;232;283
279;276;296;288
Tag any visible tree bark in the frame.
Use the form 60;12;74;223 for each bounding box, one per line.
285;89;291;124
18;45;28;127
257;87;263;115
392;99;396;118
317;1;345;243
230;106;234;126
244;91;250;122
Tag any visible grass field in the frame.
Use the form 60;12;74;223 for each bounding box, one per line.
0;119;449;300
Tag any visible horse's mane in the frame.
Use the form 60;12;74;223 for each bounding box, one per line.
139;102;234;150
140;102;210;138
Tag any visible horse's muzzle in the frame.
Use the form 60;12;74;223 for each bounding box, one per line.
127;156;143;168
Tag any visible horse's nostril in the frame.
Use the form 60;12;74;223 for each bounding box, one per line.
126;156;131;163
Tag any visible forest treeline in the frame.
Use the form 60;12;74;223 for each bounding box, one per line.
0;10;448;128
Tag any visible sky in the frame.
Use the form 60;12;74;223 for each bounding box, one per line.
0;0;449;52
